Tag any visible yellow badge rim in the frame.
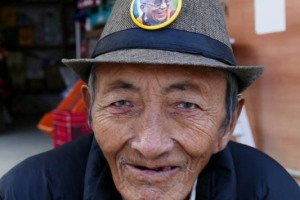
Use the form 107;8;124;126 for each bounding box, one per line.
130;0;182;30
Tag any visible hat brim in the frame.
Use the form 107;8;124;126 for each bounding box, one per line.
62;49;263;93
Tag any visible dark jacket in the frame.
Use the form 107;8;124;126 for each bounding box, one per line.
0;134;299;200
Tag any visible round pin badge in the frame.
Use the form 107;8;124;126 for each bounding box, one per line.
130;0;182;30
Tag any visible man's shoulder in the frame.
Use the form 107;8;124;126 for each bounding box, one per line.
0;134;94;200
228;141;300;199
228;141;289;174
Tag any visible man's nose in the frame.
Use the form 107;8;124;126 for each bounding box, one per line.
131;111;174;159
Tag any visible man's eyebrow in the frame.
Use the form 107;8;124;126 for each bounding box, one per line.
164;82;201;93
108;80;139;91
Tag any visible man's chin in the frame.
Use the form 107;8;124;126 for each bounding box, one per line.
116;166;193;200
119;184;191;200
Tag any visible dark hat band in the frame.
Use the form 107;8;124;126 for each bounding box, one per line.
91;28;237;66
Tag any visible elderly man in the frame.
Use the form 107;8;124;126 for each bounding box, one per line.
1;0;299;199
137;0;174;26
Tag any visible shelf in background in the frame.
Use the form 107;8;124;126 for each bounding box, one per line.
6;44;75;51
2;0;75;7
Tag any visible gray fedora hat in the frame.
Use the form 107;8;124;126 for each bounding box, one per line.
62;0;263;93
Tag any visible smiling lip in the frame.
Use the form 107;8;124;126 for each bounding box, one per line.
126;163;180;178
157;11;166;16
156;13;167;21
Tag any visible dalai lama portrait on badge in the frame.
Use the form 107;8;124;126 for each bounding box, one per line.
137;0;175;26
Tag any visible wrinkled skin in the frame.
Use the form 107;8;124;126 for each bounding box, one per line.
82;63;243;200
140;0;171;24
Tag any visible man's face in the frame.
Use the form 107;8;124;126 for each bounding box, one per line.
85;63;232;200
140;0;170;24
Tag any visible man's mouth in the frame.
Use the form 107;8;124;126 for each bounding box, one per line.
123;162;183;182
155;11;167;19
134;165;177;172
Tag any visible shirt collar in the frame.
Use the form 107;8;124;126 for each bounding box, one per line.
189;180;198;200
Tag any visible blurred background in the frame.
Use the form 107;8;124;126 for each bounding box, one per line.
0;0;299;186
0;0;113;176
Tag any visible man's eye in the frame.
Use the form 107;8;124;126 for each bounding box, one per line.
113;100;131;107
178;102;197;110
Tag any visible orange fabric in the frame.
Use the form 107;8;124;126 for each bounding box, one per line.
37;80;88;137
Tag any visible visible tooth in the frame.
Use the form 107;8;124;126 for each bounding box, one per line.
163;167;172;171
136;166;175;172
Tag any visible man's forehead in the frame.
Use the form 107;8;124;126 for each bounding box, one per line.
94;64;227;89
94;64;228;100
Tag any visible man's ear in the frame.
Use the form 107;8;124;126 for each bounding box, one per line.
81;85;91;110
140;5;145;12
213;96;245;153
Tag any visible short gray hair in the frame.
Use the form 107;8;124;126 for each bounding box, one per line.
87;66;239;130
224;71;239;129
87;66;97;126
